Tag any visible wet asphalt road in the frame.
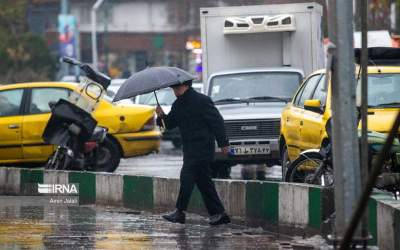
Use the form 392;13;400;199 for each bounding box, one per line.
117;141;282;181
0;196;295;250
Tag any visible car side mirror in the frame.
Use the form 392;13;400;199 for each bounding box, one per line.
304;99;323;113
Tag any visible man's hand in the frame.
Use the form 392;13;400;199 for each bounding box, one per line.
221;146;230;155
156;105;165;117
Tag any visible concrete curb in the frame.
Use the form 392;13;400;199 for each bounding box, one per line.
370;192;400;250
0;167;398;248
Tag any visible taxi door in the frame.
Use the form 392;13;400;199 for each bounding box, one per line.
0;89;25;162
285;74;322;160
299;75;327;150
22;87;71;161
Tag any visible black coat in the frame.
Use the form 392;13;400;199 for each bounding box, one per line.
160;87;229;162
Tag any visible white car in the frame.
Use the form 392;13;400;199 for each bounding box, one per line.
105;79;136;105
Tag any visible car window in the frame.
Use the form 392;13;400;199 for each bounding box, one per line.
312;75;327;107
0;89;23;117
292;80;307;106
296;74;321;107
356;73;400;108
29;88;71;114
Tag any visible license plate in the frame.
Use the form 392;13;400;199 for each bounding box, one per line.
230;145;271;155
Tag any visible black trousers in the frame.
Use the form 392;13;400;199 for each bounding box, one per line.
176;159;225;216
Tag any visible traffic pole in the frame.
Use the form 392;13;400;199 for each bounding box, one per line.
359;0;370;243
327;0;362;246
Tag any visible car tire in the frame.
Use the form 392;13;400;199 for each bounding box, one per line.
281;146;290;181
96;137;121;172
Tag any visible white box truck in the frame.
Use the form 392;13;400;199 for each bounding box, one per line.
200;2;325;178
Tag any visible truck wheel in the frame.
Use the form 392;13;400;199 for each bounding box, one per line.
211;162;231;179
96;137;121;172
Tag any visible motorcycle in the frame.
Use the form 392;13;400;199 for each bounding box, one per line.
43;57;119;172
285;119;400;197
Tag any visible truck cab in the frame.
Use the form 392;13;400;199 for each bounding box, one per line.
200;3;324;177
210;67;303;160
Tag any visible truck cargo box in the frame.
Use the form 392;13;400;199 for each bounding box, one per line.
200;2;324;86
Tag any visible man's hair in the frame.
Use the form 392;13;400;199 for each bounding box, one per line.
183;80;193;87
171;80;193;88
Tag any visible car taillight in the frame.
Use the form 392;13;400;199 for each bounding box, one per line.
140;116;156;131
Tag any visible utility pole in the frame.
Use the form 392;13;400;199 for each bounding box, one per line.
328;0;362;245
92;0;105;70
359;0;370;243
104;0;109;74
61;0;69;77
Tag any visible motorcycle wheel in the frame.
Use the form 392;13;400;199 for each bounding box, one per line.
287;152;334;186
95;137;120;172
45;149;71;170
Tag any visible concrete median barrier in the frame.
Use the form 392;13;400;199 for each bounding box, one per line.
96;173;123;206
372;193;400;250
0;168;21;195
0;166;398;248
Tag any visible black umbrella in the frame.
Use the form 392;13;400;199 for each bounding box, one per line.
112;67;196;103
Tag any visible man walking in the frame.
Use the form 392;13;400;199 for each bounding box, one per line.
156;80;230;226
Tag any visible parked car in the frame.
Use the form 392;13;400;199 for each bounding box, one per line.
280;66;400;179
105;78;135;105
0;82;161;165
136;83;203;148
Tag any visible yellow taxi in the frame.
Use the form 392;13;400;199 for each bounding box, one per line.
280;66;400;177
0;82;161;165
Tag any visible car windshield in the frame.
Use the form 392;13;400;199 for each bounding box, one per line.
137;88;176;106
357;73;400;108
209;72;302;103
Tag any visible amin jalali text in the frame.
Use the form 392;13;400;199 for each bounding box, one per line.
49;197;79;204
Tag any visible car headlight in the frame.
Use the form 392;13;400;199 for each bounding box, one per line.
140;116;156;131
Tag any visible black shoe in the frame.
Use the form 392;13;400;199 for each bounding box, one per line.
162;210;185;224
209;212;231;226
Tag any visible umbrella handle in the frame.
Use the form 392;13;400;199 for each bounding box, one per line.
154;91;166;130
154;91;160;106
160;118;166;130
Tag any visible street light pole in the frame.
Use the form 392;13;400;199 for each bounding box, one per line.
92;0;105;70
61;0;69;77
328;0;362;243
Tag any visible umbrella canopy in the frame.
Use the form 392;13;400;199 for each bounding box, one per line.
113;67;196;102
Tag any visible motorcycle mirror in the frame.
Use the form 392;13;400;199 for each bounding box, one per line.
85;83;103;100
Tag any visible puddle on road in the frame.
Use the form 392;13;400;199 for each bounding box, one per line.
0;196;319;249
